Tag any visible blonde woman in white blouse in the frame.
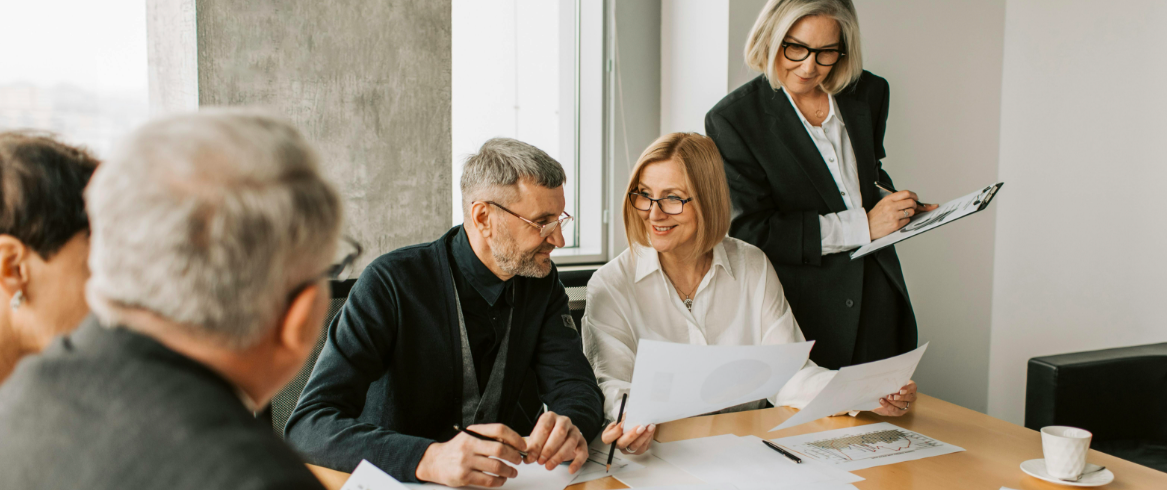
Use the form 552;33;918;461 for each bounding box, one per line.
583;133;916;455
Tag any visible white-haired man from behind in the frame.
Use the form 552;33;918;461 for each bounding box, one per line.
0;110;351;490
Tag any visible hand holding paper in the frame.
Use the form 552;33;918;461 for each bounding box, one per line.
771;343;929;431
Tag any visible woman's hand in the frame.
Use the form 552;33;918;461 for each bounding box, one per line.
600;420;656;455
872;380;917;416
868;191;939;240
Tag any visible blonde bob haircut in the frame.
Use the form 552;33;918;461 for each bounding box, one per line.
744;0;863;95
623;133;730;261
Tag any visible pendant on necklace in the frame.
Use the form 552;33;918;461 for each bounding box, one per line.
815;109;825;118
684;298;694;311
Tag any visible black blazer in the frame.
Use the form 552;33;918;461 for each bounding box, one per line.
705;72;917;369
285;226;604;482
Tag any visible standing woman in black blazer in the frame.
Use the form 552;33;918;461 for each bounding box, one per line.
706;0;937;371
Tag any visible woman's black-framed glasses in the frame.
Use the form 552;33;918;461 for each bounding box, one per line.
628;192;692;215
781;42;845;66
482;201;573;238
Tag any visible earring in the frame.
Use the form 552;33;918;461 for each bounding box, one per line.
10;290;23;310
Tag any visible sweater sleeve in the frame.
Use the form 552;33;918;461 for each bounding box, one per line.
283;262;435;483
530;268;605;442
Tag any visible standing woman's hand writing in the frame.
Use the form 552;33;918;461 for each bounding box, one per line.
867;191;939;240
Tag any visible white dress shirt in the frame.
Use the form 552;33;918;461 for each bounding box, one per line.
781;88;871;255
581;236;836;422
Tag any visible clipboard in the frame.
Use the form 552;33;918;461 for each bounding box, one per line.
850;182;1003;260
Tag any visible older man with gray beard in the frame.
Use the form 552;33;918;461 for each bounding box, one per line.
286;138;603;488
0;110;347;490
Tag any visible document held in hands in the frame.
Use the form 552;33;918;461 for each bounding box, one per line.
771;343;929;431
623;340;813;428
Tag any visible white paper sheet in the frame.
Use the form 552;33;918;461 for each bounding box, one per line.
851;183;1002;259
613;453;708;488
772;343;928;431
654;435;862;490
566;445;646;485
623;340;814;428
402;460;575;490
342;460;410;490
768;422;965;471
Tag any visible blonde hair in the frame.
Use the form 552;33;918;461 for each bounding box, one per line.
744;0;863;95
623;133;730;260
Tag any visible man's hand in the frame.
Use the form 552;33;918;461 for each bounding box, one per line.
868;191;939;240
524;411;588;474
600;419;655;455
872;380;918;417
414;424;526;488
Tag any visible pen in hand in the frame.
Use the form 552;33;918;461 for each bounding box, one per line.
607;393;628;473
453;425;528;460
874;181;933;207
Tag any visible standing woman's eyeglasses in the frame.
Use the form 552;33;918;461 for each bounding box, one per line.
781;42;845;66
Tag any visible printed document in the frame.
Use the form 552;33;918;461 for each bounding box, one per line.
768;422;964;471
772;343;928;431
342;460;409;490
654;434;863;490
851;183;1003;259
623;340;813;428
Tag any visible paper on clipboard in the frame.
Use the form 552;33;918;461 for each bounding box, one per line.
851;182;1003;259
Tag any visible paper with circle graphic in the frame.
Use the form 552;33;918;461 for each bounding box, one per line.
622;339;813;428
772;343;928;431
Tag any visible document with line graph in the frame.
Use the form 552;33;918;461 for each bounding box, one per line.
768;422;964;471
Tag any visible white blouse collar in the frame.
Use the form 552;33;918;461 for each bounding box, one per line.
632;239;735;283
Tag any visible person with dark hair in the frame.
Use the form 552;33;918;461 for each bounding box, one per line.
0;132;98;383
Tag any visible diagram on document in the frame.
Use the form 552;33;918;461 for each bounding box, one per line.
770;422;964;471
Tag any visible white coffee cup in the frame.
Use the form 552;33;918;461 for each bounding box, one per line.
1041;426;1092;480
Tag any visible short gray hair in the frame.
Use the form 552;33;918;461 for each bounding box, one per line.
85;109;343;348
744;0;864;95
460;138;566;218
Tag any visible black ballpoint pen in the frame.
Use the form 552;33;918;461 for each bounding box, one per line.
762;440;802;464
874;181;933;207
606;393;628;473
454;425;528;459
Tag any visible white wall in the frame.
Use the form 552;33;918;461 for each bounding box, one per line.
660;0;729;134
988;0;1167;425
854;0;1006;413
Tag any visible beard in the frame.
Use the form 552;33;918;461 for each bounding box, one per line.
490;223;555;278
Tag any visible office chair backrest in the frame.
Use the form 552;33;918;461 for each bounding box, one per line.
268;279;356;435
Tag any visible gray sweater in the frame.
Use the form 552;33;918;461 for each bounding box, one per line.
0;316;325;490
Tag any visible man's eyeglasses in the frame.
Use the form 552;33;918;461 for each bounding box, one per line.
480;201;573;238
781;42;845;66
628;192;693;215
287;236;363;302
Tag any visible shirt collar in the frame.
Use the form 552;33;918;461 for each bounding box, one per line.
452;226;511;307
780;86;842;127
632;239;734;282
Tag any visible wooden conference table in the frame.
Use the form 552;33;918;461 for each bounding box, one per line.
307;394;1165;489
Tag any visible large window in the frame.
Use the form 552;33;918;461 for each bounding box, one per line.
452;0;605;263
0;0;148;157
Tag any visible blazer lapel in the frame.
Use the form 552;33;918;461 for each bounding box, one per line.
762;89;848;213
834;93;878;210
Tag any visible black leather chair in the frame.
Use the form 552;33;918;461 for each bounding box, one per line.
1026;343;1167;473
